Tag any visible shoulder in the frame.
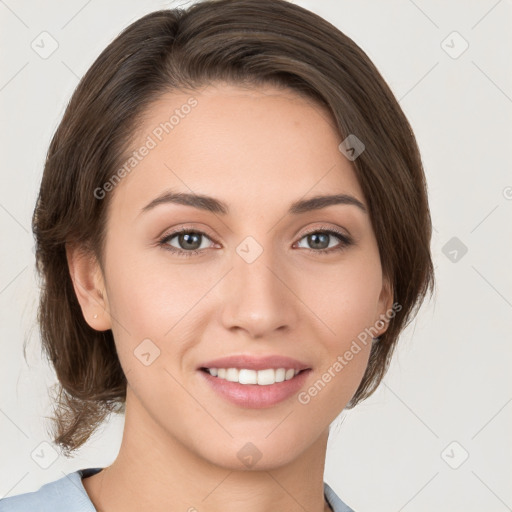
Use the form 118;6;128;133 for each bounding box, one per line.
1;471;352;512
0;468;103;512
324;481;357;512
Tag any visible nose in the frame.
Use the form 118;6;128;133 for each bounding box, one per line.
219;245;299;339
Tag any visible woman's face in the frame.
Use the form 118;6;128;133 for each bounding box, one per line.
94;83;392;469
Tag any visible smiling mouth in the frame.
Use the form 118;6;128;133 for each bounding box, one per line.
200;367;309;386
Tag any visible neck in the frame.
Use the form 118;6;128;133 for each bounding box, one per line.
84;386;332;512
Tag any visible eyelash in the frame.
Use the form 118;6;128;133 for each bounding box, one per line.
157;226;353;258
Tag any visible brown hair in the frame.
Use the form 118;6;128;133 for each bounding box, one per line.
31;0;435;455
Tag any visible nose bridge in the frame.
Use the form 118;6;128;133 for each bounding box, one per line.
219;238;297;336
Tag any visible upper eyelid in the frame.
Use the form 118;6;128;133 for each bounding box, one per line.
161;227;217;243
300;225;349;238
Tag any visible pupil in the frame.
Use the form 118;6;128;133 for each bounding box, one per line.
181;233;200;250
309;233;328;249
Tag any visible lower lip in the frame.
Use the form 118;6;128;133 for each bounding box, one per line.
198;369;312;409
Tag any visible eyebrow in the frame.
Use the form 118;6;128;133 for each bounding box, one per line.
140;190;367;216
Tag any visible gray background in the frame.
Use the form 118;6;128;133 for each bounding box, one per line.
1;1;511;511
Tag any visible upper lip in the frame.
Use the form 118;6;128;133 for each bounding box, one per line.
198;354;311;372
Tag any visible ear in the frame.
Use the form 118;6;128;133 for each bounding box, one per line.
375;275;395;337
66;243;112;331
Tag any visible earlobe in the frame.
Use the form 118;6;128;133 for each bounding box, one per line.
376;276;394;337
65;243;111;331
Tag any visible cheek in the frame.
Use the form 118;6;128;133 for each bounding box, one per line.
103;243;205;329
295;262;380;414
102;246;221;375
105;244;383;345
298;252;384;345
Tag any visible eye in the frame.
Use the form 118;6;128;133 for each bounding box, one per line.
295;227;353;255
158;228;215;258
158;226;353;258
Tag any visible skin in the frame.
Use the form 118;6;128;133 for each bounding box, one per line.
68;82;393;512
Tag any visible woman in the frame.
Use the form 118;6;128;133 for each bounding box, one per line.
0;0;434;511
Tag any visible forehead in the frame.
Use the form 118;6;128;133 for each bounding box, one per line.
111;83;365;216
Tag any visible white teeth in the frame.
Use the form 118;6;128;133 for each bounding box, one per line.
206;367;301;385
257;369;275;385
225;368;239;382
285;368;295;380
275;368;285;383
239;369;257;385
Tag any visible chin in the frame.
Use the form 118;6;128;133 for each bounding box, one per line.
194;432;312;472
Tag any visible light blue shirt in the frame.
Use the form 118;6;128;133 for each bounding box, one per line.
0;468;355;511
